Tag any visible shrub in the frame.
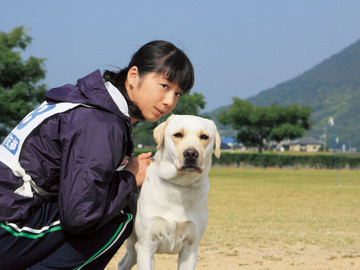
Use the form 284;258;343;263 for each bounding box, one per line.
211;153;360;169
133;149;360;169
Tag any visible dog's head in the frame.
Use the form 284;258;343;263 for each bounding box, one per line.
153;115;221;184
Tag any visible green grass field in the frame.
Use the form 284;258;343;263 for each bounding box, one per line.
204;167;360;250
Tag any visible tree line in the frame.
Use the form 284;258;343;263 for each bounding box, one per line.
0;26;312;152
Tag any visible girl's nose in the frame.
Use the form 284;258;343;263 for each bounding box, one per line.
163;92;176;107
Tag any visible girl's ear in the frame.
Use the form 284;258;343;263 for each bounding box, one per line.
127;66;139;89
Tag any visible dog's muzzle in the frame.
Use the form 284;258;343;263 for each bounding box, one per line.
180;148;201;172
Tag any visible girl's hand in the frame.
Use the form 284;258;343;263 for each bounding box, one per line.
124;152;152;187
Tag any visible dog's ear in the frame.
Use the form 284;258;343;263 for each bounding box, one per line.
153;115;173;149
153;122;166;149
211;121;221;159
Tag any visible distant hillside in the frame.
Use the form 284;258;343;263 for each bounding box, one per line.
214;39;360;149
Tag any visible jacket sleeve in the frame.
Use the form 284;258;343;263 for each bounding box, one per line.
58;108;136;234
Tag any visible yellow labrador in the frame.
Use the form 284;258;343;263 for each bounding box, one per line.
118;115;221;270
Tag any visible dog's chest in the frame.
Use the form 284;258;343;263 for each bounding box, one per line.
152;219;196;254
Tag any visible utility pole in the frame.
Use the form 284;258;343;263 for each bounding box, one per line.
329;117;339;186
323;126;327;152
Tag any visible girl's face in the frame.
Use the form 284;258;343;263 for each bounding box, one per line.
126;66;183;123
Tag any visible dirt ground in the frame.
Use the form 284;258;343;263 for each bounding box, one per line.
105;168;360;269
106;242;360;270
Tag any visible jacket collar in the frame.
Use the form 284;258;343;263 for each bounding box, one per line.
104;82;129;117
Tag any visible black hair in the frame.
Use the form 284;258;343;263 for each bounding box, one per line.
103;40;195;121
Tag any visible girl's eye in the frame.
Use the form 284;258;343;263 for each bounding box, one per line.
161;84;169;90
175;92;182;97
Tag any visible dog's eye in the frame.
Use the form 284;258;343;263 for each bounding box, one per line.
200;134;209;140
173;132;183;138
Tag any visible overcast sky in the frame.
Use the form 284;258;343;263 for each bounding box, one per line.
2;0;360;111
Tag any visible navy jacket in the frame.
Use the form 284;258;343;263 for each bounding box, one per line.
0;70;137;234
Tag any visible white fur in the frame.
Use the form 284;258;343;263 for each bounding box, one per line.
118;115;221;270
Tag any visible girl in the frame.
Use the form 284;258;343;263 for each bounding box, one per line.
0;40;194;269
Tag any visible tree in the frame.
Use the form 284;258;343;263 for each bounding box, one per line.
218;97;312;152
0;26;47;139
171;92;206;116
133;92;206;147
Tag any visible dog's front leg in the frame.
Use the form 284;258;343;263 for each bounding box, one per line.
177;244;198;270
118;232;137;270
136;241;157;270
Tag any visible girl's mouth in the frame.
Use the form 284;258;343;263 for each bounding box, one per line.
154;107;165;116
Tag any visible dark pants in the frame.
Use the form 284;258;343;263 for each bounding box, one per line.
0;202;133;270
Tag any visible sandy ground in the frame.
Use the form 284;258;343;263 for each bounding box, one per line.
105;242;360;270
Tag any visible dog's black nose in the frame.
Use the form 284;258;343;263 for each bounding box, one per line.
183;148;199;161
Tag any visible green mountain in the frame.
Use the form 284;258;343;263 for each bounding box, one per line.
215;39;360;149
